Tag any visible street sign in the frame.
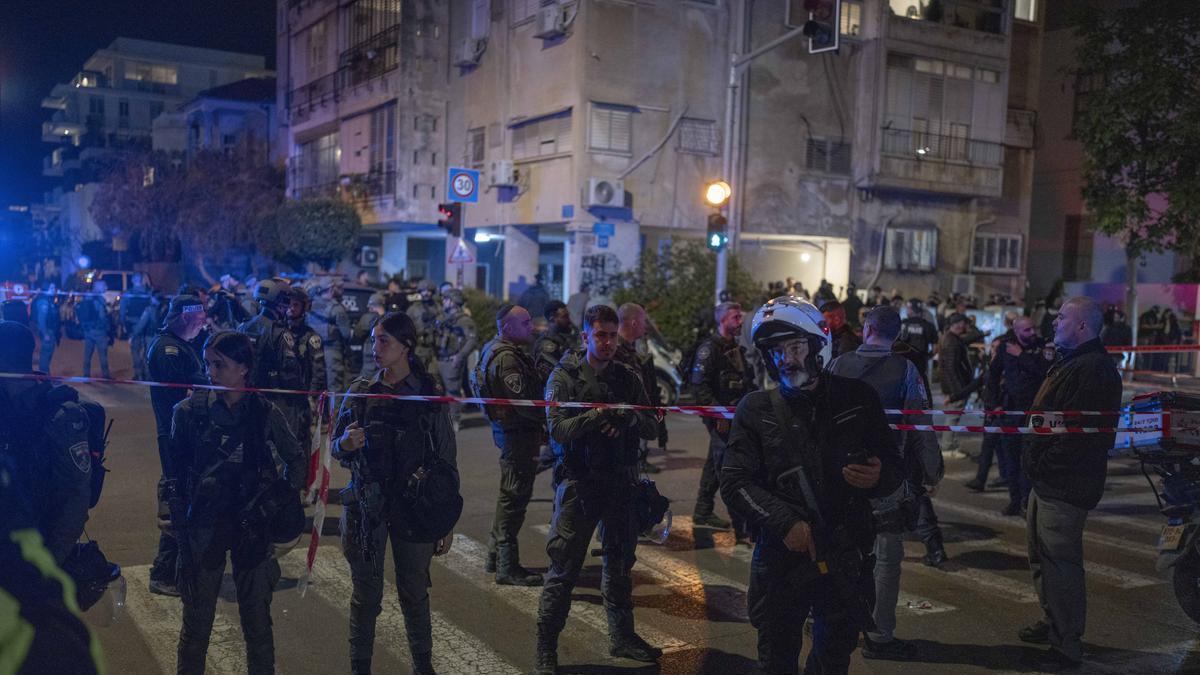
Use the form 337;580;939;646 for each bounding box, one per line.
447;167;480;203
592;222;615;236
597;235;609;249
448;238;475;264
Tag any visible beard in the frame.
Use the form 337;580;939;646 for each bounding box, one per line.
778;366;811;390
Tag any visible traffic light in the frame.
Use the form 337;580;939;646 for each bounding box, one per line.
801;0;840;54
437;202;462;238
707;212;729;251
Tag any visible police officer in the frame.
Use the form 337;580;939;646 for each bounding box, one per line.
145;295;208;596
407;279;443;376
237;279;310;450
78;280;112;379
0;321;94;565
899;298;938;387
476;304;546;586
986;316;1052;515
286;286;327;464
353;292;387;380
33;281;60;374
691;301;756;540
309;278;352;393
615;302;666;473
535;305;662;674
828;305;944;661
533;300;581;383
333;312;458;675
435;288;477;428
721;297;901;674
167;331;306;675
120;273;152;379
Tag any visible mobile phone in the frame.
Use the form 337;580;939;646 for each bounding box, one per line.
845;449;869;466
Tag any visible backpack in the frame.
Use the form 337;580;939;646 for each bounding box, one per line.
470;340;522;423
75;297;100;326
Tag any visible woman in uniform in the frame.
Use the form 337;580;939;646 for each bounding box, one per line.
168;331;306;675
334;311;459;675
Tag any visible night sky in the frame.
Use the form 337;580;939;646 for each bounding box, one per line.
0;0;276;207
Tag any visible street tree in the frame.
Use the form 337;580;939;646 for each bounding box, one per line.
1072;0;1200;334
263;198;362;271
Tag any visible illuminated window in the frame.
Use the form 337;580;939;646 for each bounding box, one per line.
972;232;1022;273
885;227;937;272
125;63;178;85
1014;0;1037;22
841;1;863;36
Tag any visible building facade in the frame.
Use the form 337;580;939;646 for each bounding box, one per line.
153;77;282;165
39;38;270;272
281;0;1044;304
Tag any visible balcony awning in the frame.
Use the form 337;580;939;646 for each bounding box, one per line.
508;106;572;130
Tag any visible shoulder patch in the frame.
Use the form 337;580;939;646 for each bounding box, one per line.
309;334;322;350
693;343;712;370
68;441;91;473
281;331;295;348
503;372;524;395
164;345;180;356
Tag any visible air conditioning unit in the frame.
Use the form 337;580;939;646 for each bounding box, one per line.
452;37;485;67
533;3;569;39
585;177;625;209
359;245;381;268
489;159;517;187
951;274;976;297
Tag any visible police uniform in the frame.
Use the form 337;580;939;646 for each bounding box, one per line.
614;336;667;461
0;380;93;564
533;323;581;384
721;376;902;673
238;311;309;445
33;292;60;373
537;351;659;662
407;298;443;377
477;336;547;583
120;283;151;379
435;303;477;426
352;312;383;380
898;314;938;384
309;293;352;393
332;369;457;674
690;331;756;535
168;389;305;675
77;294;111;379
146;322;205;588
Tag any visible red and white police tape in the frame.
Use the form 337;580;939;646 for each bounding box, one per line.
0;371;1161;434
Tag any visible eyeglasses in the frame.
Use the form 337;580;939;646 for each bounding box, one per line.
770;340;808;359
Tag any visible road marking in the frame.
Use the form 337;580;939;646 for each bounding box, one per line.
280;550;521;674
902;556;1039;604
934;501;1156;559
122;565;248;675
663;516;957;615
435;533;690;654
951;538;1162;589
971;489;1160;534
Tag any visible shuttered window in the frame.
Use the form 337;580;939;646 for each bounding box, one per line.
589;103;633;155
511;110;572;160
805;138;851;175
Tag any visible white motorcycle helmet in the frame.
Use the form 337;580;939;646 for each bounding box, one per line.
751;296;832;379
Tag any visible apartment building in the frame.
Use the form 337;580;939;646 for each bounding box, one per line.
153;77;282;165
282;0;1044;303
39;38;270;271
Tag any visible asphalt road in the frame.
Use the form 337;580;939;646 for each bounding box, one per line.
40;338;1200;674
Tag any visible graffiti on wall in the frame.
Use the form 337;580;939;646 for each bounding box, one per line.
580;253;621;295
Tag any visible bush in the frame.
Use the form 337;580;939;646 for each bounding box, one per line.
464;287;505;346
266;199;362;270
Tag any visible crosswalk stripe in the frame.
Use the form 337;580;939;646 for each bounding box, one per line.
660;516;957;615
435;533;690;654
934;501;1156;559
279;549;522;674
950;538;1162;589
122;565;248;675
901;555;1040;603
1096;491;1159;508
970;489;1161;534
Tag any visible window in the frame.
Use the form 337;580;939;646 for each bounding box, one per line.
972;232;1022;273
841;1;863;36
589;103;633;155
889;0;1005;35
976;68;1000;83
806;138;851;175
369;103;396;176
118;99;129;118
125;63;178;85
886;53;981;148
1014;0;1036;22
345;0;401;49
297;131;340;195
308;20;327;71
678;118;718;155
1072;72;1104;135
468;127;486;167
512;110;572;160
512;0;539;25
884;227;937;272
88;96;105;115
415;114;438;133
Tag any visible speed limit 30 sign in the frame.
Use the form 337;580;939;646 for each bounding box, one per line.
447;167;480;203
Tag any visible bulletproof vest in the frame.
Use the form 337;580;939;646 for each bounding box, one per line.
556;359;641;475
242;315;306;391
184;391;271;524
697;335;752;404
351;377;438;486
291;325;320;388
412;302;440;350
308;298;345;344
899;319;931;355
473;339;539;426
437;314;469;357
122;291;150;332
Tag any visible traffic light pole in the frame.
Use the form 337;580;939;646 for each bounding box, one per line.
715;1;810;304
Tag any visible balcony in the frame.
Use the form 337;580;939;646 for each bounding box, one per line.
71;70;106;89
342;165;397;203
338;27;400;90
288;70;340;123
41;96;68;111
42;120;86;143
887;3;1008;60
868;127;1004;197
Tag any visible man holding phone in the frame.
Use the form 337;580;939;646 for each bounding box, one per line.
722;297;902;674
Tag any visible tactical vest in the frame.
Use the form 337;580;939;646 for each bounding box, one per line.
555;358;642;476
347;375;439;492
242;316;306;392
471;339;538;426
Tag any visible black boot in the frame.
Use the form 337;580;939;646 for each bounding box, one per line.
534;625;559;675
496;565;544;586
351;658;371;675
610;633;663;662
485;550;496;574
412;651;436;675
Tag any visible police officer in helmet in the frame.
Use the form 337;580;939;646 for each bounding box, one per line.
434;287;477;428
721;297;902;674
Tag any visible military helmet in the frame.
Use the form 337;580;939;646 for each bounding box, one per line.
443;288;465;306
254;278;292;307
416;279;435;293
751;296;832;376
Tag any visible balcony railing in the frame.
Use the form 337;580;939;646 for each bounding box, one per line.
890;0;1005;35
339;26;400;89
343;167;397;202
288;70;340;122
881;128;1002;166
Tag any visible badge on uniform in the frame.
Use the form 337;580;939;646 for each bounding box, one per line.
282;331;295;348
309;335;322;350
69;441;91;473
165;345;179;356
503;372;524;395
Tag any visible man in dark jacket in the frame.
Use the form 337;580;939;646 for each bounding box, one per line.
936;313;972;454
821;300;861;359
722;297;901;673
986;316;1052;515
1017;296;1122;672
